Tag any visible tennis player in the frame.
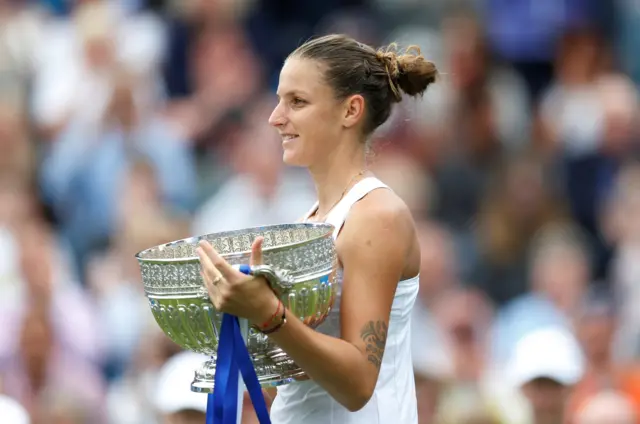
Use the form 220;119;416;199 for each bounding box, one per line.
197;34;438;423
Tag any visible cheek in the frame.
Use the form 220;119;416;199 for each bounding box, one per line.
292;107;341;157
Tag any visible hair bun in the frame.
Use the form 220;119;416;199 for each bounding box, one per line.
375;50;402;101
376;44;438;101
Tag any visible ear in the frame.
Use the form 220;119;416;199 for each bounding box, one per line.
341;94;365;129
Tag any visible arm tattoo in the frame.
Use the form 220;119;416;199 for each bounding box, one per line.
360;320;388;369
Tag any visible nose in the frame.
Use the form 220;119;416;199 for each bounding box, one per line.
268;101;286;128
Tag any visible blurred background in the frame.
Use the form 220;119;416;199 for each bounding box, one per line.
0;0;639;423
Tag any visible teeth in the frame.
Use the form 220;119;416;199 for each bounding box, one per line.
283;135;298;140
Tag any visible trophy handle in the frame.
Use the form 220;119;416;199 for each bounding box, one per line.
236;264;293;295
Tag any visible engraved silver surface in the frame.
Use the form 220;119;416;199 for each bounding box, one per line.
136;223;338;392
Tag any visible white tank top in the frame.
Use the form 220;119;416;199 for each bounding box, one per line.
269;177;420;424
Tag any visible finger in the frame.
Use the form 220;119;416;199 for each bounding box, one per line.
250;236;264;266
197;246;221;280
197;246;223;294
198;240;237;280
201;268;220;302
197;248;224;309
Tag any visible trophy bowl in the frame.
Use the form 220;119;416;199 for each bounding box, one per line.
135;223;338;393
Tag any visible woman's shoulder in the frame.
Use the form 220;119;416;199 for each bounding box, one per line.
345;186;416;240
358;184;413;217
337;184;420;277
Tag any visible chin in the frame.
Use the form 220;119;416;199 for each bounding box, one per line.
282;152;306;167
282;148;309;168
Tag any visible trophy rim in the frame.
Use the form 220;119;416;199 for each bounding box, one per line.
134;222;335;264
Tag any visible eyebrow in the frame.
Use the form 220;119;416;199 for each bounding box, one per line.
276;89;310;98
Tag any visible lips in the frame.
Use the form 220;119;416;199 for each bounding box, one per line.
281;134;299;142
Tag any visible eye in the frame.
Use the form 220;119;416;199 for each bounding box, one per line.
291;97;306;107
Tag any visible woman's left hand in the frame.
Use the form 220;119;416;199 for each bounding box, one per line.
196;237;280;325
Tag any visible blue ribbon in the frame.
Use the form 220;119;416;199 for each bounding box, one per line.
206;265;272;424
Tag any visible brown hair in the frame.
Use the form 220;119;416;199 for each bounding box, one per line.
290;34;438;135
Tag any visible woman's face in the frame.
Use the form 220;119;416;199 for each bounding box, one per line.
269;57;347;167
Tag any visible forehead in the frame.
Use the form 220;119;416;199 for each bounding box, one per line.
277;58;331;97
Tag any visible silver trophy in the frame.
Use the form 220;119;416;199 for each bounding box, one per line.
136;223;338;393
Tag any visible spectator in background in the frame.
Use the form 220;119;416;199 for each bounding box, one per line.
431;288;500;424
431;86;504;245
428;11;531;263
153;351;208;424
482;0;605;102
151;349;270;424
474;156;569;305
556;74;640;280
162;2;264;151
105;329;184;424
491;223;591;365
605;162;640;360
0;306;106;423
506;327;585;424
0;218;105;423
2;220;103;363
440;11;531;151
538;28;609;159
567;285;640;419
87;159;190;381
30;0;165;139
41;70;197;278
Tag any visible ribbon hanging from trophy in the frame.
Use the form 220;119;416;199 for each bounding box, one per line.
206;265;272;424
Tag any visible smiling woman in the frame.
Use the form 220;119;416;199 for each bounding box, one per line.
196;33;439;424
269;35;437;172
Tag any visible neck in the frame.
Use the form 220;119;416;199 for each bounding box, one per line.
308;140;368;217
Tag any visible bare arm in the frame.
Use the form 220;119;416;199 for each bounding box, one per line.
264;194;414;411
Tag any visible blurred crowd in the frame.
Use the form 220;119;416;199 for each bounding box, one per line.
0;0;639;423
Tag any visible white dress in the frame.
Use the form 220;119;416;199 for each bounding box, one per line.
269;177;420;424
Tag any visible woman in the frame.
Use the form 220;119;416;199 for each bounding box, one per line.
197;34;438;423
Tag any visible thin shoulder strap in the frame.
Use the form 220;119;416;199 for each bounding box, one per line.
324;177;389;240
302;202;319;222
